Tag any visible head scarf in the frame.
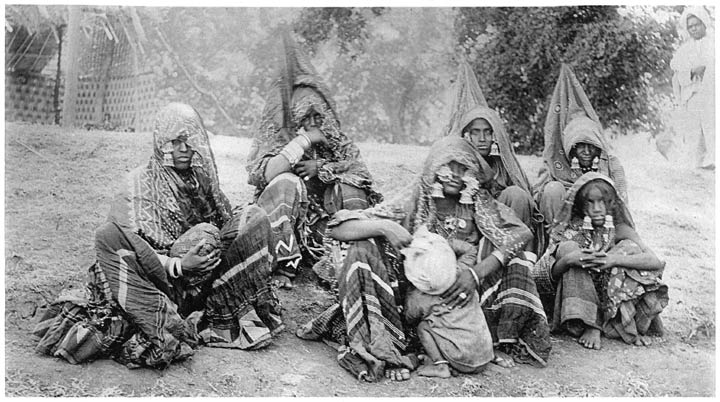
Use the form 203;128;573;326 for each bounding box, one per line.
540;64;626;198
549;172;634;244
457;105;532;194
678;6;713;42
401;225;457;295
561;114;610;158
108;103;232;250
444;59;489;137
411;136;531;258
246;34;379;201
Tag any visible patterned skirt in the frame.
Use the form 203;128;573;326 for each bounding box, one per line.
32;205;283;369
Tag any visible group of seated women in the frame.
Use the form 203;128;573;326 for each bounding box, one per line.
33;34;668;382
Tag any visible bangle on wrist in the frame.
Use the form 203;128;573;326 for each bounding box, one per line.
297;133;312;149
279;140;304;166
465;266;480;287
168;257;183;278
174;258;183;278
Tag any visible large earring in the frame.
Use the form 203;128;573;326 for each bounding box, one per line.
570;157;580;170
460;174;478;204
603;215;614;229
489;142;500;156
162;152;174;167
582;216;593;230
431;182;445;198
591;156;599;170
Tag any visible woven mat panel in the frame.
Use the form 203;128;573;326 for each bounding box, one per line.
5;74;62;124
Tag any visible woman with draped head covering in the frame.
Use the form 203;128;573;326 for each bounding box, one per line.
446;61;541;254
670;6;715;169
533;64;628;236
246;34;381;289
295;136;551;382
33;103;284;369
531;172;667;350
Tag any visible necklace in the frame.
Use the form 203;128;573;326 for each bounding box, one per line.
434;201;467;240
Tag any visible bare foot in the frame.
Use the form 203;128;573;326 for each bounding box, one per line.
578;327;602;350
491;350;515;368
271;274;293;289
417;362;451;378
634;335;652;347
384;368;411;381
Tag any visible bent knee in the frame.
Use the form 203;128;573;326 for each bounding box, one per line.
264;172;304;193
556;240;581;257
95;221;122;247
543;181;566;200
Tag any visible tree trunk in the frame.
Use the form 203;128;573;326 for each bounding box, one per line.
53;24;64;125
61;5;81;127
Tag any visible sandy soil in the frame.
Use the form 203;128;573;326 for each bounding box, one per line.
3;122;715;396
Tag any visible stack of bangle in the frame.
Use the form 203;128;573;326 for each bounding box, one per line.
166;257;183;278
279;133;312;166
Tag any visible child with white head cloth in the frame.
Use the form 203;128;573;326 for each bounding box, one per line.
401;226;494;378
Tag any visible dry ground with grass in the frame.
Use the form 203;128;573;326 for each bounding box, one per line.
3;122;716;396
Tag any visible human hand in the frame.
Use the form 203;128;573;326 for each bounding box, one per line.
293;159;320;180
303;127;328;146
379;221;412;250
584;252;618;272
180;238;221;275
691;65;706;80
565;248;604;270
441;268;477;309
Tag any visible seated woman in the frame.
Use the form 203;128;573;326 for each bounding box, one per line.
33;103;284;369
446;61;541;253
296;136;551;382
533;64;627;234
246;35;381;288
531;172;667;349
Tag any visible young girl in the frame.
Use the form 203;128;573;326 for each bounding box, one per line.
401;226;493;378
532;172;667;350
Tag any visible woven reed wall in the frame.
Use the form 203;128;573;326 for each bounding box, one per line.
5;74;61;125
74;73;157;131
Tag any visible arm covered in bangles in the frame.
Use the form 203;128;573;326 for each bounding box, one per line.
263;128;328;183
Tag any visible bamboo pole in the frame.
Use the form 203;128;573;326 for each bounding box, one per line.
61;5;82;127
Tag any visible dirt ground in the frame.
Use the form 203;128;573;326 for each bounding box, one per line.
3;122;716;396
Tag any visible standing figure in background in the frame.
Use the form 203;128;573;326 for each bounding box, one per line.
670;6;715;170
533;64;627;238
246;34;382;289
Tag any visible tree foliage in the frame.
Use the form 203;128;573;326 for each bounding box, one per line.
295;8;457;144
456;6;678;153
